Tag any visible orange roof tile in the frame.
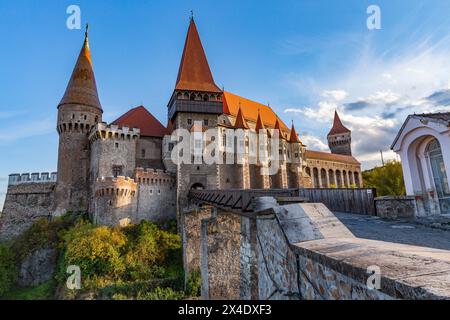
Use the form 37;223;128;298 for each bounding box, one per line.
112;106;168;137
234;105;250;129
328;111;350;136
305;149;360;165
223;91;290;133
59;29;102;110
175;18;221;93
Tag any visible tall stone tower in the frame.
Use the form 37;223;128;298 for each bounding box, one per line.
167;17;223;217
54;27;103;216
327;111;352;156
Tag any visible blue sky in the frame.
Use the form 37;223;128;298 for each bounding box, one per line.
2;0;450;208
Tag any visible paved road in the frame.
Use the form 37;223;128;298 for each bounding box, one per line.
335;212;450;251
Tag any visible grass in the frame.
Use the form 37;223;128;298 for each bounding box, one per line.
3;280;56;300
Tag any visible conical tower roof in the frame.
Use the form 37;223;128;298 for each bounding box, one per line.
175;17;221;93
58;26;102;110
328;111;350;136
289;122;301;143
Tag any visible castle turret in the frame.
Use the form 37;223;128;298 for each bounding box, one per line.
54;26;103;215
327;111;352;156
287;122;305;188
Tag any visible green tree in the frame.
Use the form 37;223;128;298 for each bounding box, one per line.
362;161;406;196
0;244;17;297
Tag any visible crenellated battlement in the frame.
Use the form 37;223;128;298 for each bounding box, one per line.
134;167;175;186
94;176;138;197
8;172;57;186
89;122;140;142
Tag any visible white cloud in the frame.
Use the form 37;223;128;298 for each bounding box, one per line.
283;31;450;169
321;90;348;101
300;134;329;151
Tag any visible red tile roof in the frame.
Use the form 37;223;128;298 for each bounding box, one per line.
112;106;168;138
328;111;350;136
175;18;221;93
223;91;290;133
59;32;102;110
305;150;360;165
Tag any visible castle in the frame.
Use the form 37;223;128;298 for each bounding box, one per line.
0;18;361;240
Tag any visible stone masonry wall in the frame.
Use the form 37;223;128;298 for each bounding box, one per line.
135;168;176;223
200;210;241;300
0;182;55;241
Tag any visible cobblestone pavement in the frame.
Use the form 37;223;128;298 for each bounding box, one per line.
335;212;450;251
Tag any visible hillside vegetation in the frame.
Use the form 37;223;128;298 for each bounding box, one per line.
0;216;200;300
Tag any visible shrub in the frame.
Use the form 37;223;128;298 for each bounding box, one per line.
0;244;17;297
185;269;201;297
137;286;184;300
61;221;127;279
123;221;181;281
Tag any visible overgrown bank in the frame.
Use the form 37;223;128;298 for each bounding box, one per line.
0;215;200;300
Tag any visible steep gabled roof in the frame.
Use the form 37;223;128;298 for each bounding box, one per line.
175;18;221;93
112;106;168;137
223;91;289;133
59;28;102;110
255;109;266;132
328;111;350;136
234;105;250;129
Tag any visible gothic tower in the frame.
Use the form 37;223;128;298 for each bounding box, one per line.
54;27;103;216
327;111;352;156
168;17;223;217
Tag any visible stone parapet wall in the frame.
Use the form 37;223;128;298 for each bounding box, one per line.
89;122;140;142
375;196;416;219
8;172;57;186
0;182;55;241
185;198;450;300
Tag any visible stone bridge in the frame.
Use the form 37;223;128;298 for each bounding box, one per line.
183;189;450;300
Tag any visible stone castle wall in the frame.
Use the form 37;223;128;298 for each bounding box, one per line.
89;123;139;180
92;176;137;226
184;198;450;300
135;168;176;223
0;173;57;241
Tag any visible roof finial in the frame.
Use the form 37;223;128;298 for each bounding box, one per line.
190;10;194;20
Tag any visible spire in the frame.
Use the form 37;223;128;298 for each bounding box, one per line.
289;121;301;143
274;118;286;139
59;24;102;110
234;104;250;129
328;110;350;136
255;109;265;132
175;17;221;93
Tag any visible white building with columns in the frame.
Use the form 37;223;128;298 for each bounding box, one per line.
392;113;450;216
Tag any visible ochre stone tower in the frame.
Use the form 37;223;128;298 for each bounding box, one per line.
327;111;352;156
54;27;102;215
167;17;223;217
